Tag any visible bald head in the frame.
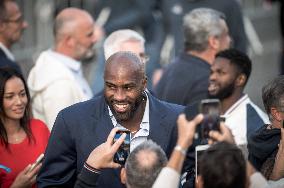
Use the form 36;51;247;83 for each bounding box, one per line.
54;8;93;41
53;8;96;60
105;51;145;79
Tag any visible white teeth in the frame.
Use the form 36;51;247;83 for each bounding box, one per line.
114;104;128;111
208;83;217;91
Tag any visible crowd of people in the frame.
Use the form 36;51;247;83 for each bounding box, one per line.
0;0;283;188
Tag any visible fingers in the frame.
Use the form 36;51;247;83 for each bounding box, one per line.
28;163;42;177
109;161;121;169
192;114;204;125
219;122;229;134
177;114;187;125
111;133;126;154
23;164;32;174
30;175;37;185
106;127;120;144
177;113;203;128
208;130;222;142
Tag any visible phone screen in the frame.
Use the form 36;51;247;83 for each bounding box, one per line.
199;99;221;139
113;129;131;165
195;145;210;180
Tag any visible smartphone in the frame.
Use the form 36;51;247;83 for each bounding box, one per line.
113;129;131;165
199;99;221;139
29;153;44;172
195;144;210;180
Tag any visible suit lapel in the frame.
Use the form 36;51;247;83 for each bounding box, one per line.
147;95;171;151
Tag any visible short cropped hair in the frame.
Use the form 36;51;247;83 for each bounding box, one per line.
104;29;145;60
262;75;284;118
199;142;246;188
125;140;167;188
216;49;252;85
183;8;225;52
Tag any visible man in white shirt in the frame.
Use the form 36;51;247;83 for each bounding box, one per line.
28;8;96;130
0;0;28;71
208;49;269;148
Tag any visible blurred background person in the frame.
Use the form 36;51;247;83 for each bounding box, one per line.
0;0;28;73
0;67;50;188
249;75;284;180
155;8;231;105
27;8;95;130
160;0;247;56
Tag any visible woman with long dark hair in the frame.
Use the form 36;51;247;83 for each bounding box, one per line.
0;67;50;188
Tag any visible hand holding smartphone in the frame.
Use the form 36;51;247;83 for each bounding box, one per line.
29;153;44;172
199;99;221;139
113;129;130;165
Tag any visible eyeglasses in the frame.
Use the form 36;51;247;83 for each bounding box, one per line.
139;53;150;63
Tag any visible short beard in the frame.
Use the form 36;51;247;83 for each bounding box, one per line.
107;92;145;123
209;82;235;100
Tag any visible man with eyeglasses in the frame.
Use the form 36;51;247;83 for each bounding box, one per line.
0;0;27;72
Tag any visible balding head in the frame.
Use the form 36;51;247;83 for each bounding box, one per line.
105;51;145;80
54;8;93;40
124;140;167;188
53;8;96;60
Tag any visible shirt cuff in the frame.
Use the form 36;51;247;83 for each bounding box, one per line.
77;165;101;186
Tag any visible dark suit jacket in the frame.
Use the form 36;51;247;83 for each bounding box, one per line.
37;94;184;188
0;48;22;73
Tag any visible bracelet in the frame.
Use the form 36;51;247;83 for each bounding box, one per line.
84;162;101;174
174;145;187;156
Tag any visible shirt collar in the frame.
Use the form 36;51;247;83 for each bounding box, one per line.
48;49;81;72
108;91;150;131
0;42;15;61
223;94;249;116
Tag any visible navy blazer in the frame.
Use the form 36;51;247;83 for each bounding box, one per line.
37;94;184;188
0;48;22;73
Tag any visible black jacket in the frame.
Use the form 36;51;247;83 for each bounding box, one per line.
248;124;281;170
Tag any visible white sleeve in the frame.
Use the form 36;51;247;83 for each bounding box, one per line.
152;167;180;188
249;172;269;188
42;80;82;130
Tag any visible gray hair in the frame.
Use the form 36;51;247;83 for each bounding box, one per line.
104;29;145;60
125;140;167;188
183;8;225;52
262;75;284;119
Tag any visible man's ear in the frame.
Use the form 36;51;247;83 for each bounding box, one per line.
208;35;220;50
65;35;75;48
120;167;127;185
236;74;246;87
271;107;282;122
